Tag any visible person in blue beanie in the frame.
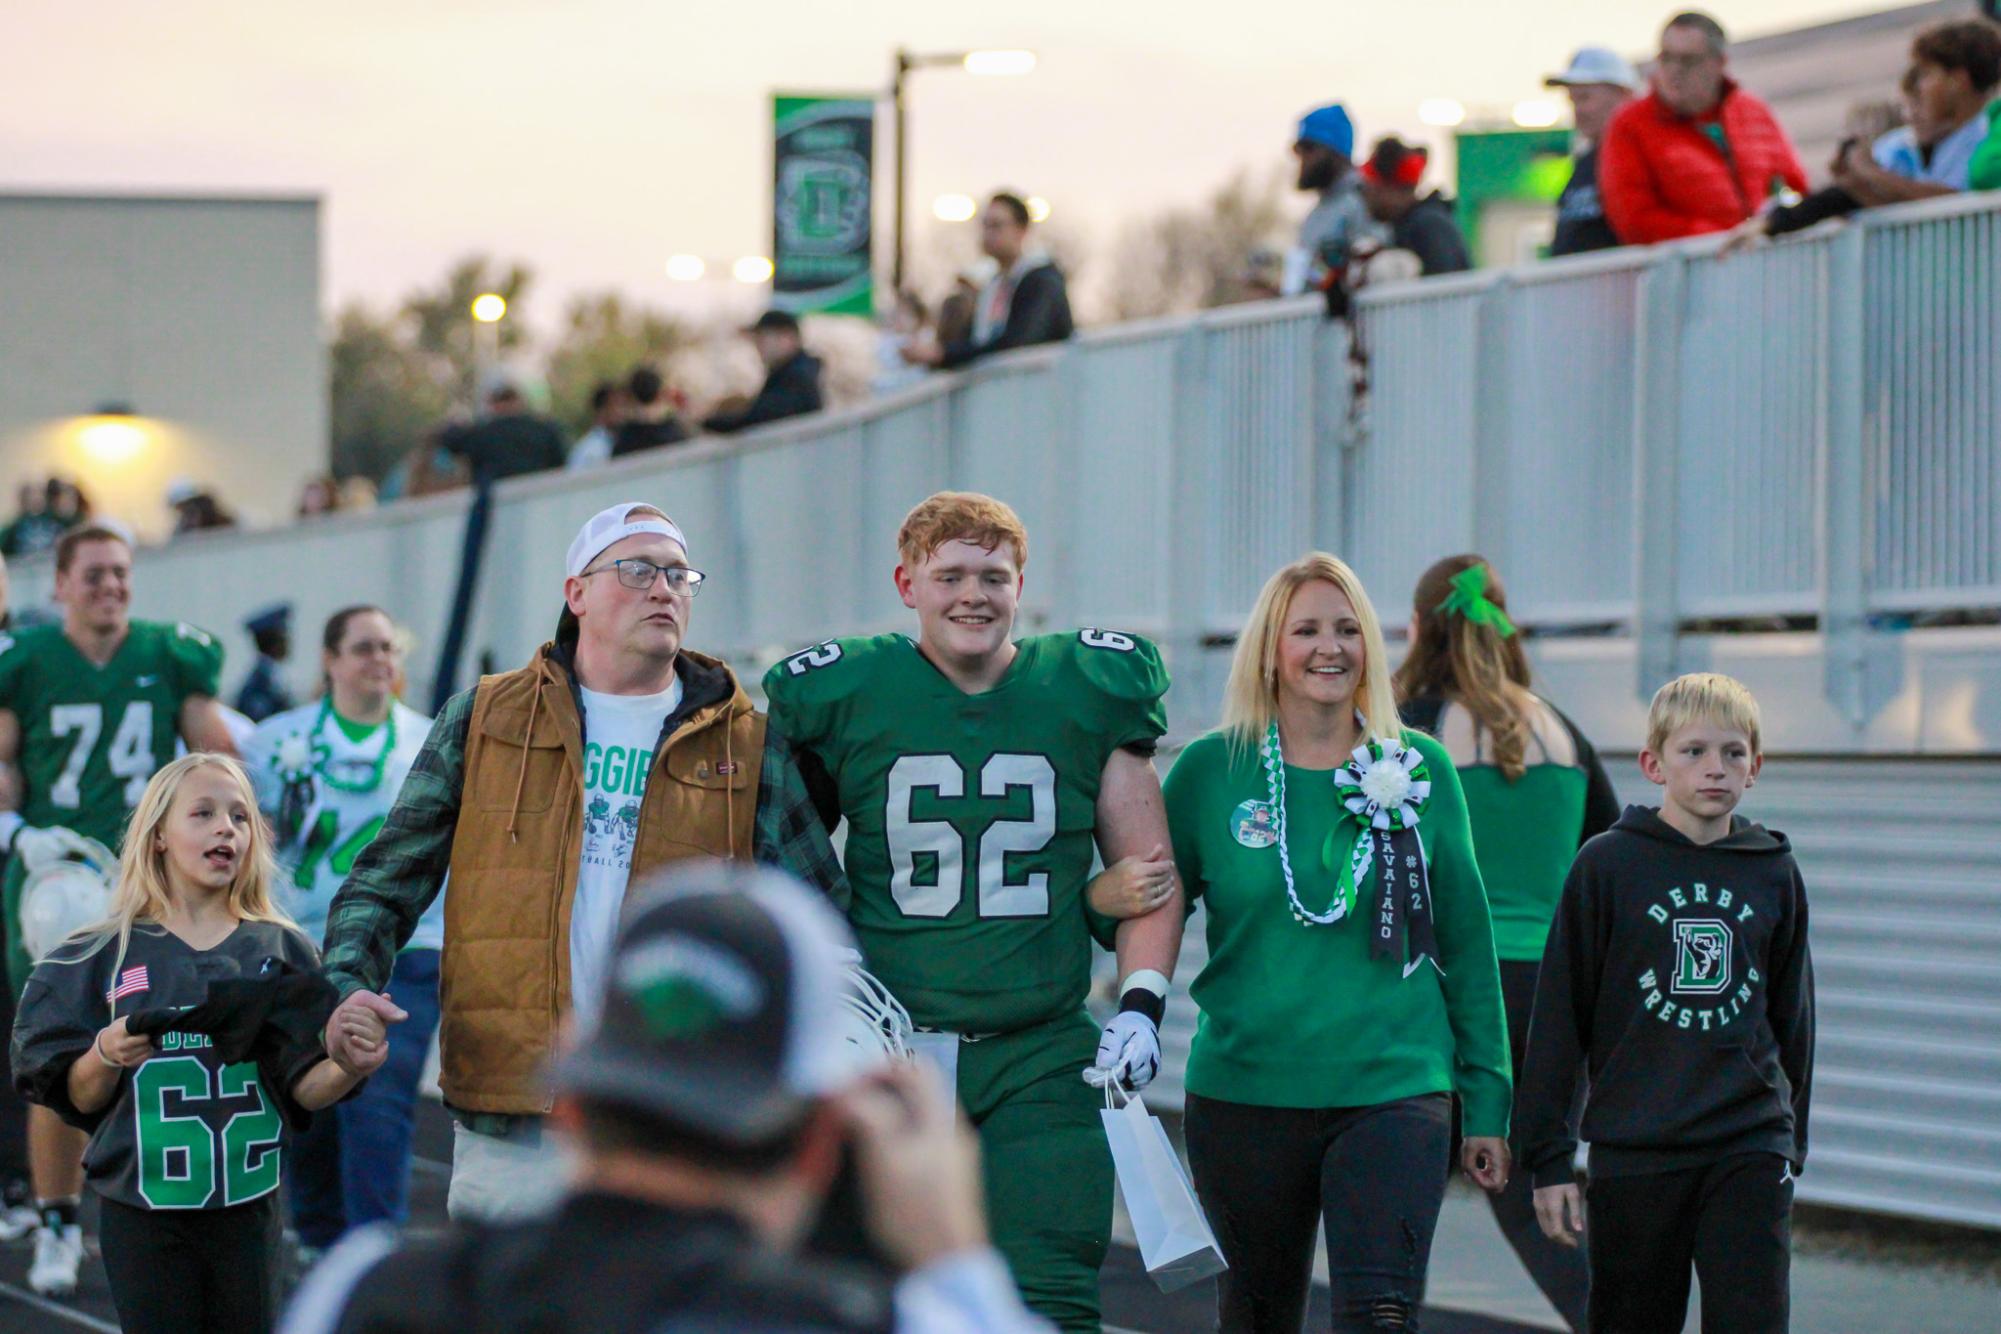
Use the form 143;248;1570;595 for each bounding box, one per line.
1286;102;1388;297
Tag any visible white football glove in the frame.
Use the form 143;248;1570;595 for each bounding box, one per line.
1090;1011;1161;1093
8;824;95;873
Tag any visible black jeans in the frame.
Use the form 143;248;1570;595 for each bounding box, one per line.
1586;1152;1793;1334
99;1191;280;1334
1490;958;1591;1330
1185;1091;1451;1332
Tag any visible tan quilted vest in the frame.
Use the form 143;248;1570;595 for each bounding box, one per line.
439;645;763;1113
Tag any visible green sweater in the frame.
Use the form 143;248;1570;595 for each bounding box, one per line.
1162;728;1512;1135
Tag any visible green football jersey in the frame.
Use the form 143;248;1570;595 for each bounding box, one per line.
0;620;224;847
764;630;1169;1033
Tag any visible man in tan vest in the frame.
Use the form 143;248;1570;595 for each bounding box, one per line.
318;502;847;1222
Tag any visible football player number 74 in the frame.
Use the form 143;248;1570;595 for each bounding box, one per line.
886;754;1055;919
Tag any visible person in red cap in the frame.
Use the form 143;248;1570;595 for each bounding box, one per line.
1357;137;1472;276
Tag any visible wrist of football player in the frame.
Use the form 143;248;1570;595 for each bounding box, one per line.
1116;969;1169;1028
0;811;23;857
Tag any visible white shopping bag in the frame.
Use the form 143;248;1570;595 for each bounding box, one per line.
1100;1088;1228;1292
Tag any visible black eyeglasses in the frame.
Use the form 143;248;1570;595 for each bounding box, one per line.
582;560;707;595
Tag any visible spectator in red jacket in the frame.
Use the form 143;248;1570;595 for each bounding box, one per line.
1600;11;1808;244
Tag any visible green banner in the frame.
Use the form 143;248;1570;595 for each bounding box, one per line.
773;94;875;317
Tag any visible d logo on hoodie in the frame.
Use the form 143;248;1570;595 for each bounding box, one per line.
1672;920;1733;995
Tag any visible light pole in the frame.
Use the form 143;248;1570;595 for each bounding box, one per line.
889;47;1036;293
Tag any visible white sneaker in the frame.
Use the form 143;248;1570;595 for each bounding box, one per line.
0;1203;39;1242
27;1223;84;1297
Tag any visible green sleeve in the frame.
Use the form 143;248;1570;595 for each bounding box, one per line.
759;643;845;754
1412;732;1512;1137
1071;630;1170;752
1969;101;2001;192
1162;736;1214;911
164;621;225;698
321;689;470;996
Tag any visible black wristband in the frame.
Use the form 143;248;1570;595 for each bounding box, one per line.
1118;987;1166;1028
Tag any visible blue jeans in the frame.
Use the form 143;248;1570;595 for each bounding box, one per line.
288;948;441;1248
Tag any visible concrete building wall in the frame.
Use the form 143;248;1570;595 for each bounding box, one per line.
0;193;323;542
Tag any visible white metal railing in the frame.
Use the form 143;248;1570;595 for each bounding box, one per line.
13;192;1996;723
7;191;1999;1235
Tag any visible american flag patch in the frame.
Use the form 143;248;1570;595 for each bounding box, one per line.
106;966;149;1003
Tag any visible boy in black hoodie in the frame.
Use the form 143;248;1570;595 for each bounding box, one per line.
1518;673;1813;1334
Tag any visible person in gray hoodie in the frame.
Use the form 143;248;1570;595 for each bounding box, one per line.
1519;672;1813;1334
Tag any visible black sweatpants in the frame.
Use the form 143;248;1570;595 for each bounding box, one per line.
99;1191;281;1334
1586;1152;1793;1334
1488;959;1590;1330
1185;1091;1451;1332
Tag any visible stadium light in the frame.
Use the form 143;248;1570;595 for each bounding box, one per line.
933;194;978;222
1512;99;1563;129
1026;196;1051;223
732;255;775;285
890;45;1041;289
470;293;507;323
665;254;706;282
1418;98;1466;128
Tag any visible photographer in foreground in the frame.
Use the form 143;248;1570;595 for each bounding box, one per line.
283;865;1049;1334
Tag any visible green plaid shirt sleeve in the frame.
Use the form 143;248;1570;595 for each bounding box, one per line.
321;687;474;998
754;726;850;912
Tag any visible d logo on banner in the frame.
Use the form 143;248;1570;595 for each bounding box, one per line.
772;94;875;317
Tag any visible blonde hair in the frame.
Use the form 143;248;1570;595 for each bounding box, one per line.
1645;673;1763;756
1393;554;1537;780
61;754;293;1010
897;491;1028;569
1221;553;1402;754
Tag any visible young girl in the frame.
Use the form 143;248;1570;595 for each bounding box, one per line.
1394;554;1620;1332
11;753;389;1332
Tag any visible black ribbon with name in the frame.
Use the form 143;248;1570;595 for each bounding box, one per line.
1369;825;1441;977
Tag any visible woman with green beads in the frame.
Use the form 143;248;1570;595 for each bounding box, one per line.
1394;553;1619;1332
1162;552;1511;1333
243;605;443;1259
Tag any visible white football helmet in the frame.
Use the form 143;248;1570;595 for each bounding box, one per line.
835;965;913;1064
18;836;117;961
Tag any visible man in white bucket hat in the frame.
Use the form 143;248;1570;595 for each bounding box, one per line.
317;502;847;1222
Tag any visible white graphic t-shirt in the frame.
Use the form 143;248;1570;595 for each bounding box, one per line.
572;678;683;1028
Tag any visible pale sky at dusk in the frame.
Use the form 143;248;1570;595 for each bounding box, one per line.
3;0;1878;328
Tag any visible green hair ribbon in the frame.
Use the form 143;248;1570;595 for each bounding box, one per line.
1436;564;1516;638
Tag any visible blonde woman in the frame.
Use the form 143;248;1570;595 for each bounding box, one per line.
1395;554;1618;1331
12;754;387;1333
1162;553;1510;1332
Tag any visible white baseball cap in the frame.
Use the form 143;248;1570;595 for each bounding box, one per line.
1545;47;1642;92
566;502;689;579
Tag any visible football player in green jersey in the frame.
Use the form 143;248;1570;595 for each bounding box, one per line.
764;491;1184;1331
0;524;237;1298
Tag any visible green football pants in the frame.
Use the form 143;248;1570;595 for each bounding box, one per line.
956;1008;1112;1334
